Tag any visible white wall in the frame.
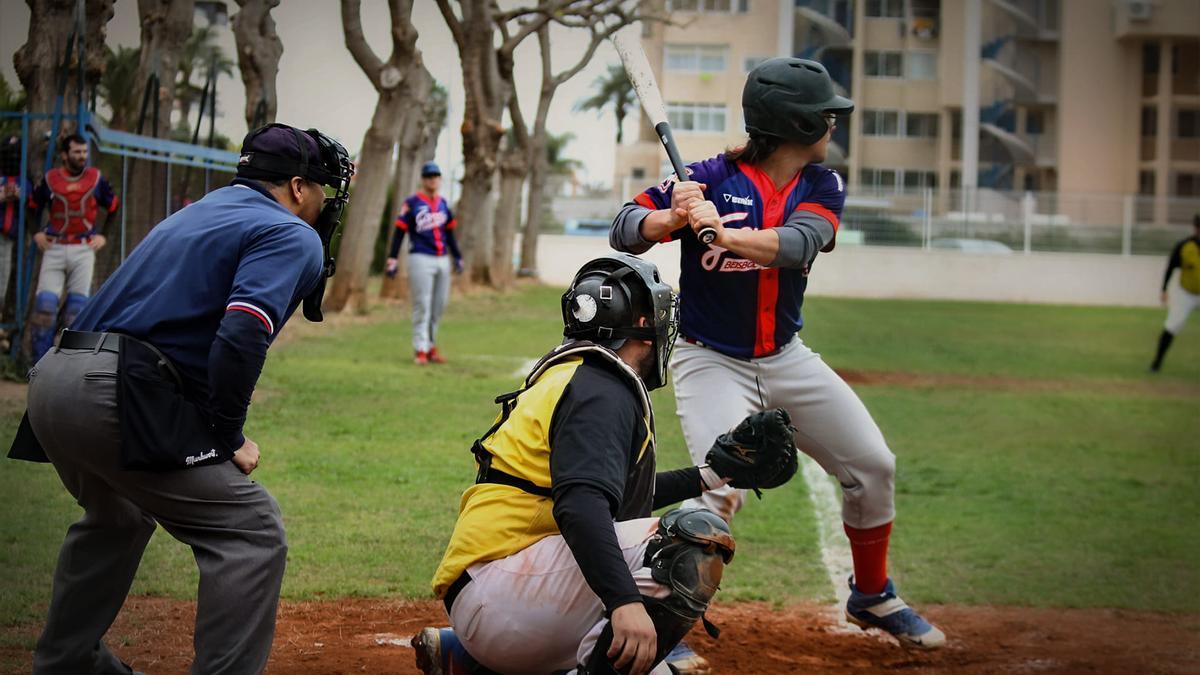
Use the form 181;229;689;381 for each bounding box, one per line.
531;235;1168;308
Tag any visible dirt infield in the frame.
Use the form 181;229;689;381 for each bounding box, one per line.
4;597;1197;674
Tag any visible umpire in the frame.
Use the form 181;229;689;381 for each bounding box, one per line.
8;123;352;674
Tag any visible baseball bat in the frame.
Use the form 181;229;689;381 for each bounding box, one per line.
612;27;717;245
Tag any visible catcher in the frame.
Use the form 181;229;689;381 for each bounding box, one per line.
414;253;798;675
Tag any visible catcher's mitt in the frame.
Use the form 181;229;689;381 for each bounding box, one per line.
705;408;799;497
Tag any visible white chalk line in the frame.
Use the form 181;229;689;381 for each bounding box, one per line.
799;455;858;633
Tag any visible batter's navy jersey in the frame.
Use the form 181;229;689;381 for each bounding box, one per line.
635;155;844;358
73;180;324;399
395;193;457;256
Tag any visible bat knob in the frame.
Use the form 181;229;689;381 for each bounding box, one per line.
698;227;717;245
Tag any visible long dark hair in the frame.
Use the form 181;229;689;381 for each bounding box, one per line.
724;133;782;166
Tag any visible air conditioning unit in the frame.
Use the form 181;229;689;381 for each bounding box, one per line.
1128;0;1153;21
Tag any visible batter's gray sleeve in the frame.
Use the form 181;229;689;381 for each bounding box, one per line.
771;210;835;269
609;203;656;255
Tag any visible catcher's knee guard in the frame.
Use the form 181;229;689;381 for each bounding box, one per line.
583;509;735;674
63;293;88;329
31;291;60;362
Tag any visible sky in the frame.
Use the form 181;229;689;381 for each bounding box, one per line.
0;0;637;193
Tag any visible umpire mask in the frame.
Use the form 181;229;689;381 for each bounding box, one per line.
237;123;355;322
562;253;678;390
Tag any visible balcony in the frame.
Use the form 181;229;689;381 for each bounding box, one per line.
795;0;853;44
988;0;1060;40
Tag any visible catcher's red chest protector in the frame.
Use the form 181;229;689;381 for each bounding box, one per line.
45;167;101;238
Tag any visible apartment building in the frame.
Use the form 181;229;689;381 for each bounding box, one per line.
615;0;1200;225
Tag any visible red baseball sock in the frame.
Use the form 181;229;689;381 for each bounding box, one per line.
844;521;892;595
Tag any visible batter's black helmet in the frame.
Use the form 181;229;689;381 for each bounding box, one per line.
743;58;854;145
562;253;678;390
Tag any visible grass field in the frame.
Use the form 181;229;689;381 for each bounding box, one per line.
1;284;1197;629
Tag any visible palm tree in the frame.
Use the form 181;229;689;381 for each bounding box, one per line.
98;46;141;131
175;26;234;129
0;74;27;138
545;131;582;175
575;64;635;145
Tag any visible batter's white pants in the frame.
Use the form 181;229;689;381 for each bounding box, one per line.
1164;281;1199;334
449;518;672;675
409;252;451;353
675;338;896;530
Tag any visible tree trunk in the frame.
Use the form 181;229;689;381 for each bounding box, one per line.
517;137;548;276
14;0;116;179
327;92;407;313
232;0;282;131
438;0;510;286
328;0;421;314
122;0;195;251
492;146;526;290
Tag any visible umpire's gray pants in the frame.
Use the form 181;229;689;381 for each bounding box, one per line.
409;252;451;353
27;348;287;675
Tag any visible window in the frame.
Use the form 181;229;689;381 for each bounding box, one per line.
862;109;900;136
1138;170;1155;196
865;51;903;78
743;56;768;73
1177;172;1200;197
1177;109;1200;138
667;102;727;133
1143;42;1160;75
864;110;937;138
665;44;728;72
903;170;938;191
905;113;939;138
1141;107;1157;136
865;0;904;18
631;167;646;180
1026;110;1045;135
907;51;937;80
667;0;746;12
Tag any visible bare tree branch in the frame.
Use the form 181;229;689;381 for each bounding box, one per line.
435;0;465;50
388;0;417;56
341;0;384;84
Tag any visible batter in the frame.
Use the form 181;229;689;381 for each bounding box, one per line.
610;57;945;661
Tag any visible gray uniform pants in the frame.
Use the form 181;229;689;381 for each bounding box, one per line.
675;338;896;529
409;252;451;353
0;236;12;310
36;242;96;298
27;347;288;675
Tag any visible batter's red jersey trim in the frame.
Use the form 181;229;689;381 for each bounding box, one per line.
739;162;800;357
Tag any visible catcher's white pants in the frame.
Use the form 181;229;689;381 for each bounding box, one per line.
674;338;896;529
1164;281;1199;334
449;517;672;675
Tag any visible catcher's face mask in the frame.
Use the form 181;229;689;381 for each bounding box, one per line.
561;253;678;390
237;123;355;322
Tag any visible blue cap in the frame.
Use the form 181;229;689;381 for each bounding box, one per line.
421;161;441;177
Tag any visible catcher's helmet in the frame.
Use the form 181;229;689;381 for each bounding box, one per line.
743;58;855;145
562;253;678;390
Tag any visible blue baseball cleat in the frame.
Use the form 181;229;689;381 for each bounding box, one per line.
664;641;711;674
845;577;946;649
413;627;498;675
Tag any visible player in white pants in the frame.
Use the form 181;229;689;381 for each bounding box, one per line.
1149;214;1199;372
610;58;944;667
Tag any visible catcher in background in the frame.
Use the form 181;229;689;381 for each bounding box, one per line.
413;253;798;675
1149;213;1199;372
610;57;945;667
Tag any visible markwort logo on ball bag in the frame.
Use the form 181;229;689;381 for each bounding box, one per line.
185;449;220;466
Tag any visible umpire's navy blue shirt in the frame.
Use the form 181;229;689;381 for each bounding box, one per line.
74;179;324;450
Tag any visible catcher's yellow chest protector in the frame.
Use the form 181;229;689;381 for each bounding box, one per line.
431;342;655;598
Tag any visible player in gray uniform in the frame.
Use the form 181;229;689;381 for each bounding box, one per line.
610;59;945;669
